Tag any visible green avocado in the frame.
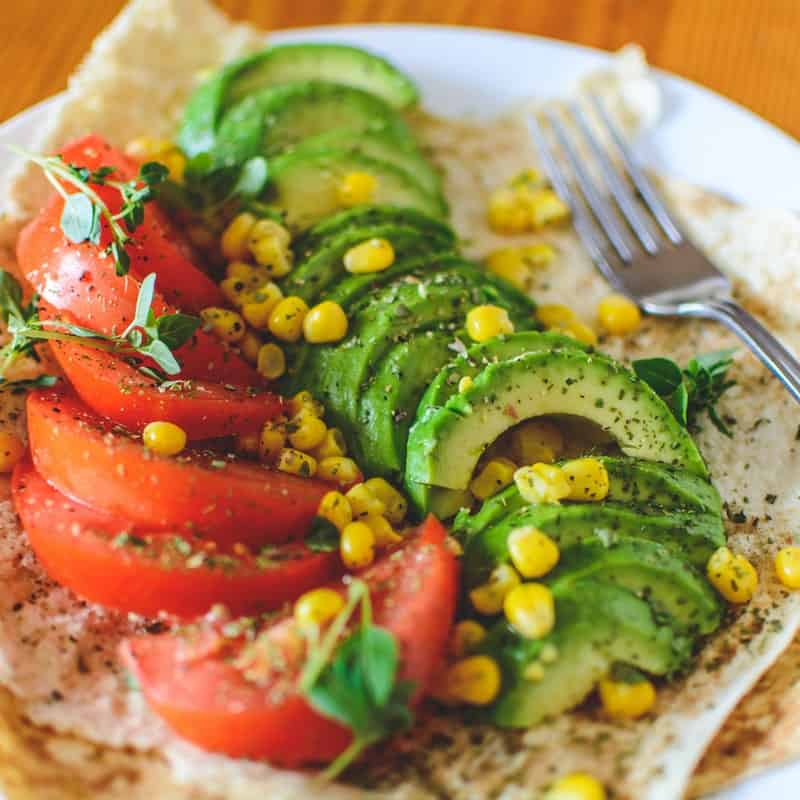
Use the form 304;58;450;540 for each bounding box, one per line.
479;580;691;728
405;349;708;513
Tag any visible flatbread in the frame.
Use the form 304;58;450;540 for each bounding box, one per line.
1;1;799;798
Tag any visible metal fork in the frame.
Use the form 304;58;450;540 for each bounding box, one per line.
528;95;800;403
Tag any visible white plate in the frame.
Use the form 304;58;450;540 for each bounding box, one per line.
1;22;798;800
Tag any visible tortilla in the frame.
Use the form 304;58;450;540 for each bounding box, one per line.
1;1;799;798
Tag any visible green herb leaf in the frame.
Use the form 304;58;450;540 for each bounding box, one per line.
60;193;101;245
155;313;201;351
139;338;181;376
234;156;269;198
359;625;399;707
139;161;169;186
0;374;58;392
633;357;682;396
305;517;340;552
609;662;647;684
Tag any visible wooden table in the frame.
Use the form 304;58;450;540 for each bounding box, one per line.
1;0;798;140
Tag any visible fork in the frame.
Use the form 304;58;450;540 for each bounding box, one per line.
528;94;800;404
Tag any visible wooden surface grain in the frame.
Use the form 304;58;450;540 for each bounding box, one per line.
0;0;798;141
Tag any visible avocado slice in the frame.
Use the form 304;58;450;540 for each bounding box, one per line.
405;348;708;512
479;580;691;728
214;81;414;162
179;44;419;157
460;501;725;577
266;149;447;231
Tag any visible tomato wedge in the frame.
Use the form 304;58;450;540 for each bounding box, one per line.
122;516;458;765
27;388;328;547
12;459;341;619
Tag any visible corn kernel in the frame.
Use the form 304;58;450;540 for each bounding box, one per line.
259;422;286;461
558;320;598;347
507;526;560;578
487;187;530;234
248;219;293;277
470;563;521;615
343;238;395;274
317;491;352;531
529;188;571;228
310;428;347;460
221;213;257;262
0;432;25;472
561;458;609;502
363;514;402;546
707;546;758;603
544;773;606;800
345;483;385;518
523;661;545;681
540;643;559;663
288;410;327;451
242;283;284;328
442;655;501;705
200;307;246;343
504;583;555;639
276;448;317;478
294;587;345;628
289;391;324;418
469;457;517;500
142;421;186;457
536;303;576;328
466;305;515;343
238;331;262;363
364;478;407;525
775;546;800;589
458;375;474;393
450;620;487;658
163;151;186;183
510;419;563;465
226;260;270;288
338;171;377;207
125;136;173;161
256;343;286;380
303;301;348;343
598;675;656;719
318;456;362;487
220;277;251;308
514;463;571;504
485;244;557;290
236;431;260;457
340;521;375;569
597;293;642;336
268;296;309;342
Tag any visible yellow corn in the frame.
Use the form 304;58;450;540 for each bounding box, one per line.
362;514;402;546
345;483;385;518
441;655;501;706
288;410;327;451
485;244;557;290
597;293;642;336
598;676;656;720
560;458;609;502
775;546;800;589
343;237;396;274
256;343;286;380
294;588;345;628
507;526;560;578
221;213;257;262
536;303;576;328
226;260;270;288
449;620;487;658
275;447;317;478
364;478;407;525
124;136;174;161
707;546;759;603
338;171;377;207
469;563;521;615
458;375;474;393
238;331;262;364
162;150;187;183
303;301;349;343
529;188;571;228
289;390;324;419
487;187;530;234
510;419;563;465
142;421;187;457
220;276;252;308
544;773;607;800
317;491;353;532
200;307;246;343
248;219;293;277
504;583;555;639
469;457;517;500
310;427;347;460
340;520;375;569
318;456;362;486
558;319;599;347
514;463;571;504
241;283;284;329
466;305;515;343
268;296;309;342
259;422;287;462
523;661;546;681
540;643;559;663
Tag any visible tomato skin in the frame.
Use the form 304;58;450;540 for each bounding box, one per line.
11;459;341;619
121;517;458;765
27;388;328;547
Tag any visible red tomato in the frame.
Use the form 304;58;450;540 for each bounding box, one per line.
57;134;224;312
27;388;328;548
12;459;341;619
122;516;458;765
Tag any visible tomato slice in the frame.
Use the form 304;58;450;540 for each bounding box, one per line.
121;516;458;765
57;134;224;312
27;388;328;547
12;458;341;619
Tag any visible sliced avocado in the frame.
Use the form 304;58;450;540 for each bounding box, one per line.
266;149;447;231
179;44;418;157
480;580;691;728
405;349;708;513
288;128;443;199
214;81;414;162
460;501;725;577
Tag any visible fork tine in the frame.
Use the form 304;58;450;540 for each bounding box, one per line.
527;115;623;290
544;106;636;263
589;92;684;245
568;101;661;255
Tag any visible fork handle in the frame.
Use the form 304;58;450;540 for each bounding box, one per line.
676;298;800;403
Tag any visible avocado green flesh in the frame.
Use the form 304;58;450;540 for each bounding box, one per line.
481;580;691;727
461;501;725;580
405;349;708;511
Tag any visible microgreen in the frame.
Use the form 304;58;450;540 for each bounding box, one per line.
633;349;736;436
299;580;414;781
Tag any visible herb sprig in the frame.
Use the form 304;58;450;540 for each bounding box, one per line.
633;349;736;436
0;270;200;380
299;580;414;780
11;147;168;276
